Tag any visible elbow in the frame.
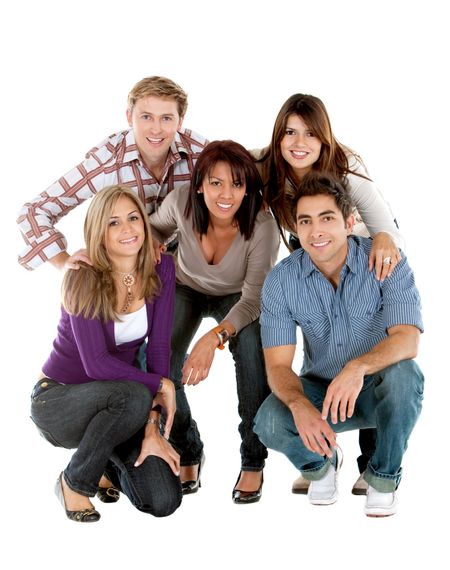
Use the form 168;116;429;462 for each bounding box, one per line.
409;338;420;360
406;329;421;360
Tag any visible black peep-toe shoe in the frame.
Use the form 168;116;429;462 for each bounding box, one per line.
55;473;100;523
181;453;205;495
232;471;264;504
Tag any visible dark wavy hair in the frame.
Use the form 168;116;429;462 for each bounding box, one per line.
258;93;367;235
292;171;354;222
185;140;263;240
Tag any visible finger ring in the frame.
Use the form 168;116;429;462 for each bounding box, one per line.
383;256;392;265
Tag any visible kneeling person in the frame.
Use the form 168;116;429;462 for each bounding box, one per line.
254;171;424;517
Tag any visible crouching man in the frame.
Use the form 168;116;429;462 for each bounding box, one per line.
254;172;424;517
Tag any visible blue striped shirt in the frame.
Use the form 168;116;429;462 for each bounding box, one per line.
260;236;423;380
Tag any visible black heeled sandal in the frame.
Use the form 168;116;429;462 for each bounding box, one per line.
55;473;100;522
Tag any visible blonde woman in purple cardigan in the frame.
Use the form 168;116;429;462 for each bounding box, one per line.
30;185;181;523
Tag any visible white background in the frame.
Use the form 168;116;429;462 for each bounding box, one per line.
2;0;449;568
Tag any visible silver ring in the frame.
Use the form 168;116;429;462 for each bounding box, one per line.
383;256;392;265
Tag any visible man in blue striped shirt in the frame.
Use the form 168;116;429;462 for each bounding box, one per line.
254;172;424;517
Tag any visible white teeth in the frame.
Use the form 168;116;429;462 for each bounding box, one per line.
291;150;308;157
311;241;329;247
120;237;137;244
217;203;232;209
148;138;163;143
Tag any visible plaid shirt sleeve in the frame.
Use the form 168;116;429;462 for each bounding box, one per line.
16;134;123;270
17;129;208;271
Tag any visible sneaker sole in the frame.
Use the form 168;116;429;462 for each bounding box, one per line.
365;510;397;518
364;500;398;517
292;487;309;495
352;482;368;496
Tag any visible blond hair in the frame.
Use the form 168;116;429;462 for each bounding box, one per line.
127;76;188;116
62;185;159;322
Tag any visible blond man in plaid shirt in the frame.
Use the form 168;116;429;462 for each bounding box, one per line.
17;76;208;271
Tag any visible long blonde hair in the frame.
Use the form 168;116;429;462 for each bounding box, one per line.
62;185;159;322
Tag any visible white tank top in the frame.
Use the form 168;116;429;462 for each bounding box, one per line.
114;304;148;345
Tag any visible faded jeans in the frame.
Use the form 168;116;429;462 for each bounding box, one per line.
254;360;424;492
169;284;270;471
31;378;182;516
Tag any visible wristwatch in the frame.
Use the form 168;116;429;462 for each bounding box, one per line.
212;325;230;350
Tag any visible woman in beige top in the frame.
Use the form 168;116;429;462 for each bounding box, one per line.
149;140;280;504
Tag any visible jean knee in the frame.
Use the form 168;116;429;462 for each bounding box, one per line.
379;360;424;400
109;382;152;422
137;491;182;517
132;456;183;517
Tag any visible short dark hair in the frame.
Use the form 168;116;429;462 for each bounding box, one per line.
185;140;263;240
293;171;354;221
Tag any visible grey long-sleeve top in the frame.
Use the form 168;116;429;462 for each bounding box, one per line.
251;148;405;249
149;186;280;333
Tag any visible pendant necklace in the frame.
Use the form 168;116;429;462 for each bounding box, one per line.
114;269;136;313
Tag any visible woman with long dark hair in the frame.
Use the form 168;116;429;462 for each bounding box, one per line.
149;140;280;503
254;93;405;495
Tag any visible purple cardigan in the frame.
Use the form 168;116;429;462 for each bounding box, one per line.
42;254;175;394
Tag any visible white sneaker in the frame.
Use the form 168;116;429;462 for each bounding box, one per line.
364;485;398;517
308;446;343;506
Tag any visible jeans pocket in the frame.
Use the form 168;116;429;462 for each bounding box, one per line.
30;378;61;400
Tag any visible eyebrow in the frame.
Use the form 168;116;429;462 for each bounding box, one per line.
109;209;139;219
297;209;336;219
141;111;176;117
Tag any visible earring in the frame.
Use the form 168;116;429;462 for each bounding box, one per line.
197;190;203;194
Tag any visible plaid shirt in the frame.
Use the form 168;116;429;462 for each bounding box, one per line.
17;128;208;270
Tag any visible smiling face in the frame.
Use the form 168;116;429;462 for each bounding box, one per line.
280;114;322;181
105;194;145;270
200;161;246;226
127;96;183;169
296;193;354;273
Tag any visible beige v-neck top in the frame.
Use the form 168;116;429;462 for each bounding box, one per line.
149;186;280;333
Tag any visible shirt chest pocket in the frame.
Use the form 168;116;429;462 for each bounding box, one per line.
348;298;384;338
295;311;331;340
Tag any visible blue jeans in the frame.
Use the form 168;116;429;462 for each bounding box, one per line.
30;378;182;517
254;360;424;492
169;284;270;471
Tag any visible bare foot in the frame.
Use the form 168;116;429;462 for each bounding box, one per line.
61;474;95;511
180;464;199;483
235;471;263;492
98;474;114;489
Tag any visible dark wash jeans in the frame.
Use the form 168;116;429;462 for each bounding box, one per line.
169;284;270;471
30;378;182;517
